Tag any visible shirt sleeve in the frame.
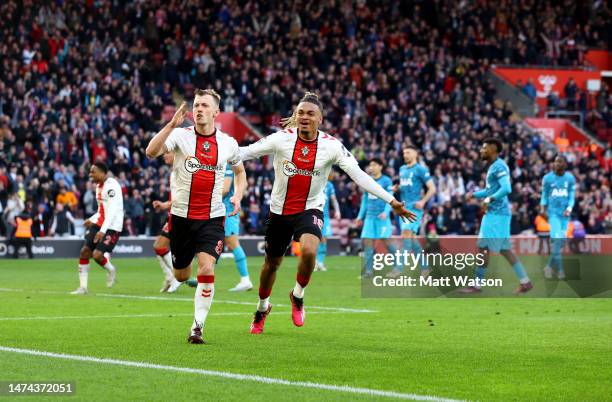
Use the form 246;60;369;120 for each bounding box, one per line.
382;177;393;215
99;181;123;233
228;138;241;166
239;131;280;161
420;166;432;184
567;175;575;211
357;192;367;220
540;175;549;207
335;142;394;204
164;128;182;153
328;182;336;198
473;189;489;199
491;175;511;201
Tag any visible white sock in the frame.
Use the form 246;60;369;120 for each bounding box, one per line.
257;297;270;312
103;259;115;273
156;255;174;280
162;252;173;271
193;278;214;329
292;282;305;299
241;275;251;283
78;264;90;289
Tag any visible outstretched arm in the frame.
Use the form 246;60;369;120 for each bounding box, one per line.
239;132;279;161
336;145;416;222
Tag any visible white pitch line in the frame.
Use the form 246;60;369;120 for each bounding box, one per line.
0;311;360;321
0;346;464;402
0;288;377;313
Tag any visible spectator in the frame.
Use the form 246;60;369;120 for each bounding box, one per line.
125;189;145;235
0;0;608;239
49;202;75;237
564;78;578;110
56;186;78;210
32;203;52;237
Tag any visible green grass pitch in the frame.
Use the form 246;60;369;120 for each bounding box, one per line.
0;257;611;401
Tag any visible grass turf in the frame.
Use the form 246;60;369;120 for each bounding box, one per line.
0;256;611;401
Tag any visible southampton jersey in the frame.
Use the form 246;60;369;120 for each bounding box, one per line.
399;163;432;207
165;126;241;220
88;177;124;232
240;129;393;215
541;171;575;215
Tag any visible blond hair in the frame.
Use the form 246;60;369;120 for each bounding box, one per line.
194;88;221;106
281;92;323;128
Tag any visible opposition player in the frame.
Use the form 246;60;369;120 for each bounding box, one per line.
239;92;415;334
315;175;340;272
146;88;246;344
223;163;253;291
540;155;575;279
71;162;124;294
387;145;436;278
463;138;532;294
152;151;182;293
355;158;397;278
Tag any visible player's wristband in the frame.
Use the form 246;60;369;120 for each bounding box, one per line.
484;197;491;204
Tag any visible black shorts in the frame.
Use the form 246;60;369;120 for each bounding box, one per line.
160;214;171;239
264;209;323;257
84;225;120;254
170;214;225;269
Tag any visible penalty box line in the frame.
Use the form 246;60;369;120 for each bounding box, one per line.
0;288;377;313
0;345;464;402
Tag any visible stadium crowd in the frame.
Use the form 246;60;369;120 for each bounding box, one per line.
0;0;610;240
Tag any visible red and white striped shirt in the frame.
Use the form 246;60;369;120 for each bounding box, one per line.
165;126;241;220
88;177;124;232
240;129;393;215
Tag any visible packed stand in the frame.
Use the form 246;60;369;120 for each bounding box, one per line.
0;0;610;240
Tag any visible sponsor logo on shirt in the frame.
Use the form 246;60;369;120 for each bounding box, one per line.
282;160;320;177
184;156;224;174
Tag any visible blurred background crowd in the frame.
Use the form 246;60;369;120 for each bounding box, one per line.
0;0;610;241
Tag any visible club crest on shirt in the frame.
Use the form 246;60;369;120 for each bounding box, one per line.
202;141;211;152
301;146;309;156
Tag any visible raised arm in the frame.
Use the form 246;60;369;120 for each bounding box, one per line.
146;102;188;158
